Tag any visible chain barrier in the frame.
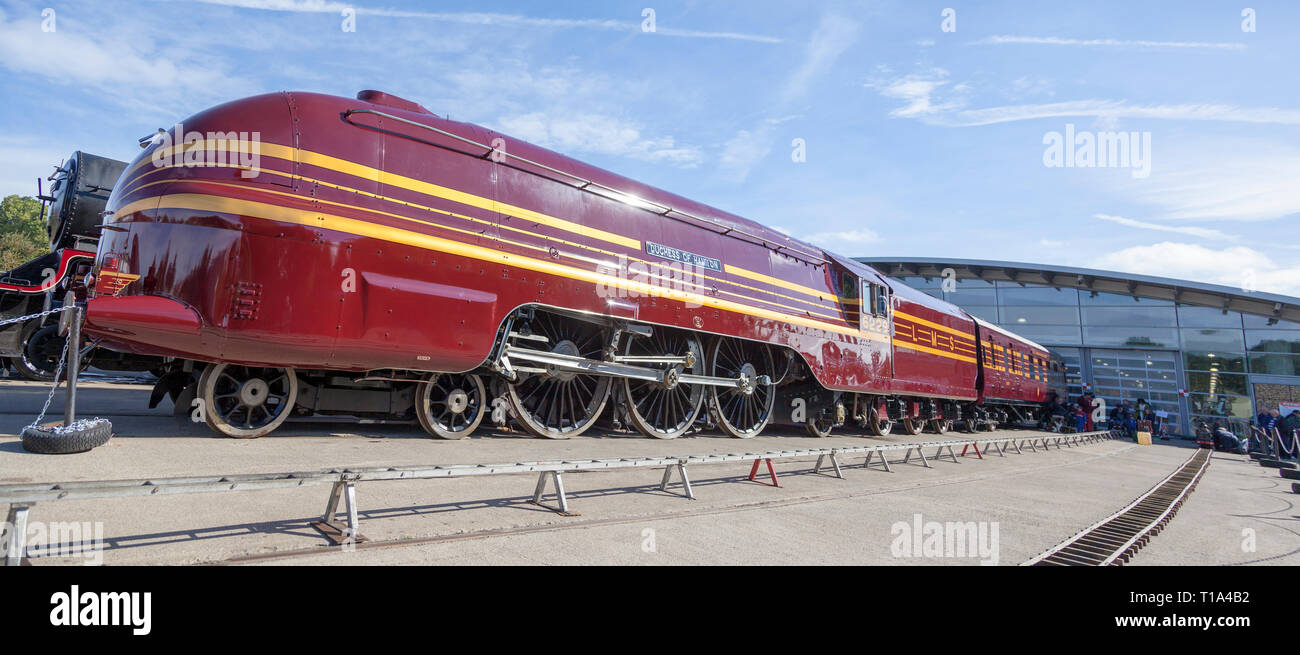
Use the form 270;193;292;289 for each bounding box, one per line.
1276;429;1298;458
0;305;73;329
3;305;107;432
26;333;70;430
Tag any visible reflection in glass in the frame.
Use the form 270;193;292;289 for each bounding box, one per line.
1179;328;1245;353
1000;305;1081;325
1184;351;1246;373
1244;330;1300;354
1083;327;1177;348
1081;291;1173;306
996;286;1080;306
1249;353;1300;377
1177;305;1244;329
1083;306;1177;327
1187;371;1248;396
1188;393;1252;418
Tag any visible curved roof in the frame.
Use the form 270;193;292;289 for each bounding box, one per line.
858;257;1300;324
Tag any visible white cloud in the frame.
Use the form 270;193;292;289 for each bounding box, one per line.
718;128;775;182
1094;214;1237;240
867;68;1300;128
181;0;784;43
801;228;881;249
0;10;249;114
719;16;858;183
976;35;1246;51
1039;238;1065;248
944;100;1300;127
782;15;859;103
1119;150;1300;223
1092;242;1300;297
872;69;965;119
496;113;703;168
0;139;70;199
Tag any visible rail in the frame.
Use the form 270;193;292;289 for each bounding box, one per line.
2;430;1114;565
1024;447;1211;566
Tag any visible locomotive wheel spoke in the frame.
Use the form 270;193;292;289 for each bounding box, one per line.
416;372;486;440
504;311;612;439
621;330;705;439
197;363;298;439
864;405;893;437
805;416;833;438
708;338;775;439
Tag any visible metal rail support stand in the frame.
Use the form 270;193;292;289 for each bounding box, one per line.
748;458;780;487
960;442;984;460
4;504;31;566
813;450;844;479
863;450;893;472
1025;438;1038;453
312;475;367;546
935;444;961;464
902;446;932;468
531;471;578;516
660;462;694;499
64;305;81;426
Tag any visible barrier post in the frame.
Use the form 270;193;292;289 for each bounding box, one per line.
660;462;694;499
4;504;31;566
63;305;80;427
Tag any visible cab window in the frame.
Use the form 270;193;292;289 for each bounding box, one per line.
864;281;890;317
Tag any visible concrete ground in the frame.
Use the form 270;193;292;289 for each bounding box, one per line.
2;379;1295;566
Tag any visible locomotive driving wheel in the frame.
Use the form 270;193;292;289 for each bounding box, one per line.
197;363;298;439
929;418;953;434
416;373;486;440
621;330;705;439
805;415;834;438
863;404;894;436
707;338;775;439
504;312;613;439
900;416;924;435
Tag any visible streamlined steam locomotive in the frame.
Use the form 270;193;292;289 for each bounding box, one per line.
85;90;1060;439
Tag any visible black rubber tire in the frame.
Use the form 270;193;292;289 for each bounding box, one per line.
1260;459;1297;469
1279;468;1300;481
21;420;113;454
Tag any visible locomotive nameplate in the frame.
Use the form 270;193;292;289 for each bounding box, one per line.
645;242;722;272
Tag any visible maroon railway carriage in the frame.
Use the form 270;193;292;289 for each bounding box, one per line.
85;90;1050;439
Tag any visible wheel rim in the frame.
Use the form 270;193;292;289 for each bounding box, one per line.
20;324;62;380
865;405;894;436
806;416;833;438
504;312;612;439
708;338;775;438
621;331;705;439
902;417;923;435
199;363;297;438
931;418;952;434
417;373;485;439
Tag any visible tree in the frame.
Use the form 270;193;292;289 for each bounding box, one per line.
0;195;48;271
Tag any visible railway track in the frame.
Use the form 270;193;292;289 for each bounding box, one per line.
1024;447;1211;566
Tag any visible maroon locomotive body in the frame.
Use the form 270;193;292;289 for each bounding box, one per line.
85;90;1051;439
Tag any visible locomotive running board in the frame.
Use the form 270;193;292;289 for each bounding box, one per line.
500;345;770;389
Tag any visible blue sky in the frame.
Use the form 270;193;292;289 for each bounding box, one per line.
2;0;1297;295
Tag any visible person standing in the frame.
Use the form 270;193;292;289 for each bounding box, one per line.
1078;393;1096;432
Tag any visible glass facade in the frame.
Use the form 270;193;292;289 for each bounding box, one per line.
890;274;1300;438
